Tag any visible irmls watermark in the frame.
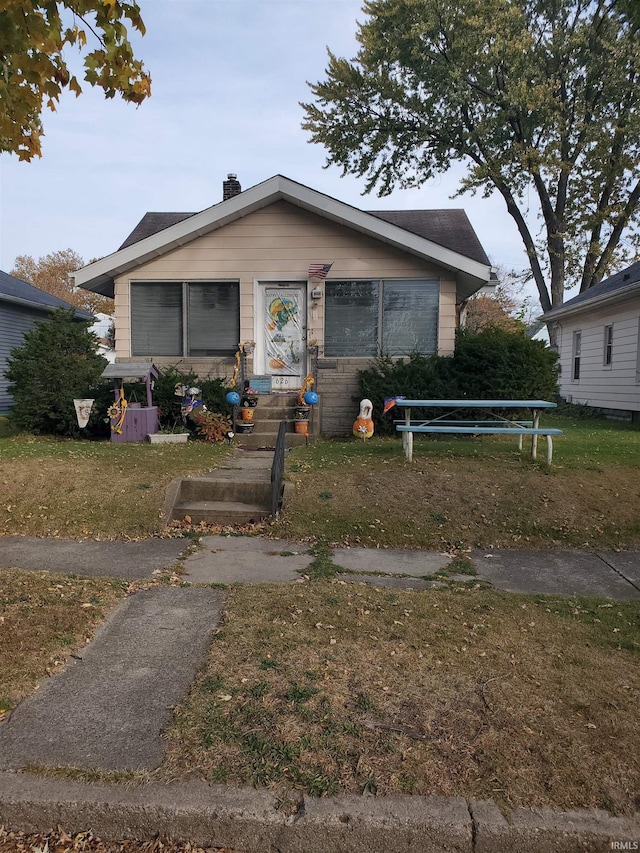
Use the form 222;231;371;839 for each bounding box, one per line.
610;842;639;851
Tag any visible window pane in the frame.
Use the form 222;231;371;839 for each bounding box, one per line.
188;282;239;356
604;325;613;366
572;331;581;380
325;281;378;357
383;280;439;355
131;283;182;356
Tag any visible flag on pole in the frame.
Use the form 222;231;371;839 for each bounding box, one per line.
308;262;333;279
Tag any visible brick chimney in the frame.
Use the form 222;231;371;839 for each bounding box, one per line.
223;173;241;200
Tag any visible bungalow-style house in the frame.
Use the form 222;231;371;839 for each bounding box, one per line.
543;261;640;422
75;174;494;434
0;270;92;414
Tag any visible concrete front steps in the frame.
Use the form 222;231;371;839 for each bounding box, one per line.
234;393;317;450
164;451;287;526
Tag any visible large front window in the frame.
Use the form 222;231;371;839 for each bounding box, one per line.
324;279;439;357
131;281;239;357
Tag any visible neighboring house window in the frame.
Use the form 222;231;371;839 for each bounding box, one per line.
324;279;439;357
572;330;581;381
130;281;239;357
603;324;613;367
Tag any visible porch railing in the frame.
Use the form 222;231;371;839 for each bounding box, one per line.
270;420;286;516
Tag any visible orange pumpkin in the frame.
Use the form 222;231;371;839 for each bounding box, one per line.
240;407;254;422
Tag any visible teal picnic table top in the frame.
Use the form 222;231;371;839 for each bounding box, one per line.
397;400;557;408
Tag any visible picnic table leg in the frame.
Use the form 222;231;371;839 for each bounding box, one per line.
546;435;553;464
405;430;413;462
531;409;540;459
517;434;523;452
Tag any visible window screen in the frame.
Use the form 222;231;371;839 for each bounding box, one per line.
131;283;182;356
131;281;239;357
188;282;239;356
383;280;439;355
325;279;439;357
324;281;378;357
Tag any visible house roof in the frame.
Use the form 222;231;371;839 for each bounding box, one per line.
543;260;640;321
0;269;92;318
119;207;492;267
75;175;493;300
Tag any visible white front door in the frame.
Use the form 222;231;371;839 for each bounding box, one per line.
258;283;306;389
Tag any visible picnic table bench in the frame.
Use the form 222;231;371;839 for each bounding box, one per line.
394;400;562;463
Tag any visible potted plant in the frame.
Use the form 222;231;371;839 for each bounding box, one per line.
241;381;259;408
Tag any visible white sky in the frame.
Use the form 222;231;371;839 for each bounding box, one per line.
0;0;529;281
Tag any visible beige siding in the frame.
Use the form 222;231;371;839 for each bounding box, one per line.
114;200;468;432
115;201;457;360
557;299;640;412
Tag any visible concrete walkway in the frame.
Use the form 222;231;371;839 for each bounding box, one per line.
0;587;223;772
182;535;640;599
0;533;639;850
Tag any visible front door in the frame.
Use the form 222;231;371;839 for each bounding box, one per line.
258;283;306;390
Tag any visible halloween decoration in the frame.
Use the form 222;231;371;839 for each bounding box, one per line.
353;399;374;440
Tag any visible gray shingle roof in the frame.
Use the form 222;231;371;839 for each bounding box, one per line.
118;207;490;266
544;260;640;318
368;210;491;266
119;213;195;250
0;269;90;316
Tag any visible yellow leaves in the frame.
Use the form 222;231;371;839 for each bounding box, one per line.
69;76;82;97
0;1;150;160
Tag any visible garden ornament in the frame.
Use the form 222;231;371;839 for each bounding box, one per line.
353;399;374;440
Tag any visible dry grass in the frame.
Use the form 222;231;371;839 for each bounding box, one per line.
272;428;640;550
0;826;239;852
0;436;230;538
1;423;639;819
163;581;640;815
0;569;128;717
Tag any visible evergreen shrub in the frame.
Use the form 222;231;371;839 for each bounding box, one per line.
358;328;559;434
6;309;107;437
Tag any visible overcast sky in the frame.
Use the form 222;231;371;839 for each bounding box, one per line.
0;0;528;280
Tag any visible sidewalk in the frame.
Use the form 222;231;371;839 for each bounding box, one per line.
0;533;638;851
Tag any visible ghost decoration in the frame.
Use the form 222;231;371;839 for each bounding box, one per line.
353;398;374;440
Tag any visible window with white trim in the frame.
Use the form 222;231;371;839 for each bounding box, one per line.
324;279;439;357
131;281;240;357
603;324;613;367
572;330;581;381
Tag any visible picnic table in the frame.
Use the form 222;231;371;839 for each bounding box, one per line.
394;399;562;463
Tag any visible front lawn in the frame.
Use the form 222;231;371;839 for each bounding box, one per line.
272;414;640;550
0;436;231;538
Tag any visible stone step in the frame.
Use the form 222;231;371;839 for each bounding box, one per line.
178;476;271;504
170;500;272;526
235;431;309;449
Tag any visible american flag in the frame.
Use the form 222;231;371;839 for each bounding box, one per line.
308;262;333;279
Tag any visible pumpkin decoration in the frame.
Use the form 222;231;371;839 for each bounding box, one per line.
240;407;254;422
353;399;374;440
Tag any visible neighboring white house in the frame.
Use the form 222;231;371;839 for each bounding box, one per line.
543;261;640;422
